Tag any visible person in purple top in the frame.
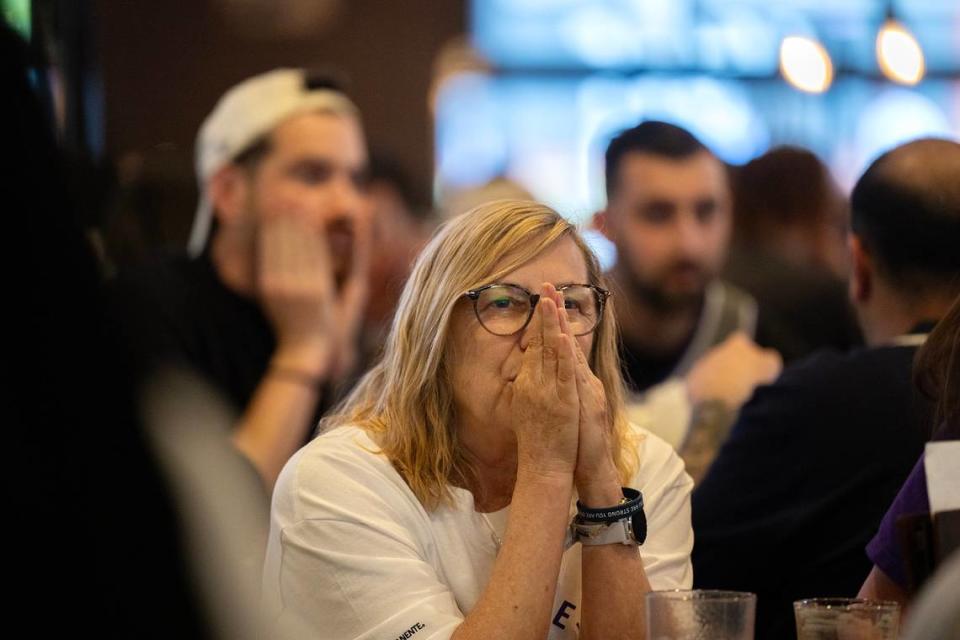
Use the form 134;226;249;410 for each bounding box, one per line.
860;292;960;607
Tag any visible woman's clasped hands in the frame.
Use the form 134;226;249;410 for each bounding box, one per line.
510;283;619;500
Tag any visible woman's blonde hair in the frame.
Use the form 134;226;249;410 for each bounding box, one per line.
323;200;639;509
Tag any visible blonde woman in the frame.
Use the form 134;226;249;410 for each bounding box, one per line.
262;201;693;639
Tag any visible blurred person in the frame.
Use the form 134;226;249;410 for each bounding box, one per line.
360;152;435;364
262;201;694;639
101;146;198;273
692;138;960;639
725;146;862;361
732;146;849;278
440;175;535;219
858;291;960;608
110;69;372;489
594;121;781;479
899;550;960;640
4;21;210;637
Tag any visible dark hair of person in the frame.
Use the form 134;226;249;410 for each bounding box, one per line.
605;120;710;199
302;68;350;94
850;138;960;296
733;145;845;244
914;292;960;436
202;136;271;245
232;134;271;171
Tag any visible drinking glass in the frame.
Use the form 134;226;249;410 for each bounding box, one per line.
646;589;756;640
794;598;900;640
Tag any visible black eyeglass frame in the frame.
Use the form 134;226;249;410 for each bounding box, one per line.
463;282;611;337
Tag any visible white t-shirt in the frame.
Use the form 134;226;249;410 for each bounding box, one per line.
262;425;694;640
626;378;692;450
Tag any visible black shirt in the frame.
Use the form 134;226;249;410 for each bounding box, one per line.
111;251;277;413
617;280;758;394
619;333;694;392
110;250;337;435
692;334;933;639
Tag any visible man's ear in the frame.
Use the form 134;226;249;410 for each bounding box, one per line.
593;208;614;242
207;164;250;226
848;233;873;304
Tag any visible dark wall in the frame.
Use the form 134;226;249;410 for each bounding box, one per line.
95;0;464;246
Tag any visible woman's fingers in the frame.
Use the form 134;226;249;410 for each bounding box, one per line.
518;292;545;383
555;290;575;338
556;332;577;393
539;286;579;405
539;295;562;380
562;320;589;386
517;284;577;395
573;337;590;379
511;284;581;476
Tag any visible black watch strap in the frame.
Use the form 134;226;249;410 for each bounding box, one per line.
572;487;647;546
631;506;647;545
576;487;644;522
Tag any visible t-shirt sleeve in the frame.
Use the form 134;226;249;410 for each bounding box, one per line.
625;379;692;450
262;435;464;640
634;430;695;590
866;456;929;589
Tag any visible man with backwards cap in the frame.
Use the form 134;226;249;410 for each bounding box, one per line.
113;69;371;490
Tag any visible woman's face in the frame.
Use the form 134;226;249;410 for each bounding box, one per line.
447;236;596;459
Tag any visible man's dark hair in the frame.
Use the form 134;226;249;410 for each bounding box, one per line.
202;136;271;243
233;135;272;170
605;120;710;199
850;138;960;296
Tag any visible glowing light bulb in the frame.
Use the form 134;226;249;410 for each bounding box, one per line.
779;36;834;94
877;19;925;85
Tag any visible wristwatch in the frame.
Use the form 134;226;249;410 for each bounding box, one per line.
569;488;647;547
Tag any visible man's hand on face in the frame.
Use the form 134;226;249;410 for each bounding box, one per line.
255;213;371;383
327;202;373;380
685;331;783;410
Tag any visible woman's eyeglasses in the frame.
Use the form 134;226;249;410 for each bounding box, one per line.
464;283;610;337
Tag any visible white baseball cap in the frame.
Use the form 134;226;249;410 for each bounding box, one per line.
187;68;359;256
